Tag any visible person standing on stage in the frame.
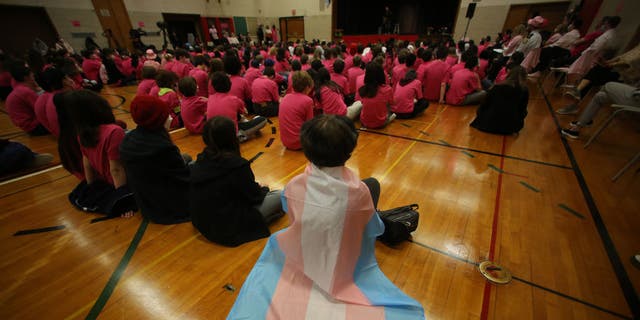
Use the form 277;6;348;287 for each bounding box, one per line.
382;5;393;34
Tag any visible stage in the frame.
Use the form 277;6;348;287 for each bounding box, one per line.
341;34;419;45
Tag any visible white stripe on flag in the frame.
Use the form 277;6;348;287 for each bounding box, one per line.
305;283;346;320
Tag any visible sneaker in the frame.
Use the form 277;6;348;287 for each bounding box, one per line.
388;113;397;122
561;128;580;139
570;120;593;127
563;88;580;100
27;153;54;169
527;71;541;78
556;104;579;115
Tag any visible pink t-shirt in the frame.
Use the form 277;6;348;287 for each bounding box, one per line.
392;79;423;114
278;92;314;150
445;56;458;67
181;95;207;134
416;61;431;88
251;77;279;103
494;67;508;84
34;91;60;136
354;74;366;101
206;92;246;132
79;124;125;186
360;84;393;128
172;61;193;79
82;59;102;82
448;63;465;84
137;79;157;96
446;68;479;105
163;60;177;72
6;83;39;132
347;68;364;97
391;64;408;87
149;85;160;97
229;75;252;101
286;72;294;94
158;89;181;128
423;60;451;101
317;86;347;116
274;60;291;73
330;73;348;94
244;67;262;87
188;68;209;97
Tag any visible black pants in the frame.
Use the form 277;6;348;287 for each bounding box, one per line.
533;46;571;72
579;65;620;98
362;177;380;209
395;99;429;119
28;124;50;136
255;101;279;117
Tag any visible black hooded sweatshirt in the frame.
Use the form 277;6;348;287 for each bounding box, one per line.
119;127;190;224
189;151;270;247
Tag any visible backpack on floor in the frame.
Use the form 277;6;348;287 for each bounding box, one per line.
377;203;420;245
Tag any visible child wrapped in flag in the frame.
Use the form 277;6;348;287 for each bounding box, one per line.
228;114;425;319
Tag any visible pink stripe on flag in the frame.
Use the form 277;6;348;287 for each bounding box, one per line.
330;168;376;305
346;304;385;320
266;261;314;320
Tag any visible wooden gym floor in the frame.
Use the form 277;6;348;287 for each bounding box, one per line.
1;79;639;319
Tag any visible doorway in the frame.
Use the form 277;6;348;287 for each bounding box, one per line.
503;1;571;32
91;0;133;50
163;13;203;49
0;5;59;56
279;17;305;43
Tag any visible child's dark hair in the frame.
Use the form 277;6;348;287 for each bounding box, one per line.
358;62;385;98
314;68;340;102
38;67;65;92
291;71;313;93
353;55;362;68
436;47;448;60
311;59;323;71
192;55;207;67
421;49;433;62
202;116;240;159
211;71;231;93
333;59;345;74
175;49;190;60
300;54;309;65
405;53;416;68
223;54;242;75
8;60;31;82
300;114;358;167
399;69;417;86
263;66;275;77
291;59;302;71
64;90;116;148
155;69;178;88
141;66;157;79
178;76;197;97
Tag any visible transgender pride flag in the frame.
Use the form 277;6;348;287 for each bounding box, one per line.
228;164;425;319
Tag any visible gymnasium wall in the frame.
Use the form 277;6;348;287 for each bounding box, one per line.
588;0;640;52
452;0;579;43
0;0;107;51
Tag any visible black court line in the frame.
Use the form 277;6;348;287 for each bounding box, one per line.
558;203;586;219
265;137;275;148
400;122;412;128
101;93;127;109
409;240;631;319
248;151;264;163
14;225;66;236
359;129;573;170
271;126;276;134
266;118;273;124
85;219;149;319
539;83;640;319
519;181;541;193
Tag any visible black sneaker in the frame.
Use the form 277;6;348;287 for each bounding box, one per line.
561;128;580;139
570;120;593;127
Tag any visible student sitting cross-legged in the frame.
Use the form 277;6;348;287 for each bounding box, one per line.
391;69;429;119
279;71;315;150
228;114;425;318
207;71;266;142
189;116;284;247
179;76;207;134
119;95;191;224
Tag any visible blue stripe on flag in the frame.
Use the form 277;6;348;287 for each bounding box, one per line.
227;233;287;319
352;215;425;319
